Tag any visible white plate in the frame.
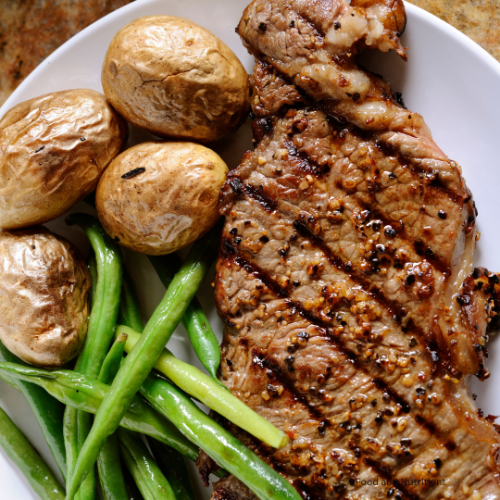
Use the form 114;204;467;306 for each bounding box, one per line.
1;0;500;498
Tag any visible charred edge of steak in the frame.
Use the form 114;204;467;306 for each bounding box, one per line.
196;449;220;487
460;267;500;379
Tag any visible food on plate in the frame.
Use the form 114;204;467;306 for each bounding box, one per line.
0;226;90;367
96;141;228;255
101;15;250;143
4;0;500;499
0;89;128;230
211;0;500;499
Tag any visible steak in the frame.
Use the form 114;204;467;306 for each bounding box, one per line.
210;1;500;499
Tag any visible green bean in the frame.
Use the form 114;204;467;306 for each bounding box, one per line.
123;465;145;500
119;429;176;500
118;267;144;333
149;254;221;382
97;433;125;500
0;362;198;462
150;439;196;500
67;213;123;380
65;213;123;499
0;340;67;480
0;405;65;500
140;374;302;500
67;223;221;499
97;334;129;500
118;325;288;449
63;409;95;500
98;333;127;385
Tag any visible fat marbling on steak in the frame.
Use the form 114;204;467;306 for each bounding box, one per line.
208;0;500;499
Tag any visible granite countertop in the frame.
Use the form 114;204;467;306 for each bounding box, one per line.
408;0;500;61
0;0;133;106
0;0;498;107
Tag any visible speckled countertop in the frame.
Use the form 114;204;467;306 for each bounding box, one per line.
407;0;500;61
0;0;133;106
0;0;498;107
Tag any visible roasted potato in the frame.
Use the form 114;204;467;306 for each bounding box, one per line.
101;15;249;143
0;226;90;367
96;141;227;255
0;89;128;230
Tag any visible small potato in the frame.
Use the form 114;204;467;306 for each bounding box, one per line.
0;89;128;230
0;226;90;367
96;141;228;255
102;16;249;143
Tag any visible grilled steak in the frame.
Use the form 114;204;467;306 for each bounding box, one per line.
210;1;500;499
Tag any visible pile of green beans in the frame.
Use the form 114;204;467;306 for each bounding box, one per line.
66;224;221;498
0;405;65;500
64;213;123;500
0;360;301;500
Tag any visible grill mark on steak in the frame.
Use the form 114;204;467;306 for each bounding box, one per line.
372;139;465;206
289;216;410;322
221;248;465;453
238;166;452;277
228;175;277;212
252;347;327;419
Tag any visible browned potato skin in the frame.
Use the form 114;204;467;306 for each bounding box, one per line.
101;15;250;143
0;89;128;230
0;226;90;367
96;141;228;255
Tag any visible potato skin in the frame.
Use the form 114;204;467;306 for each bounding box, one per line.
101;16;249;143
0;89;128;230
0;226;90;367
96;141;228;255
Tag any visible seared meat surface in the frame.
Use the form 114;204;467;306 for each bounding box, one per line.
210;1;500;499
